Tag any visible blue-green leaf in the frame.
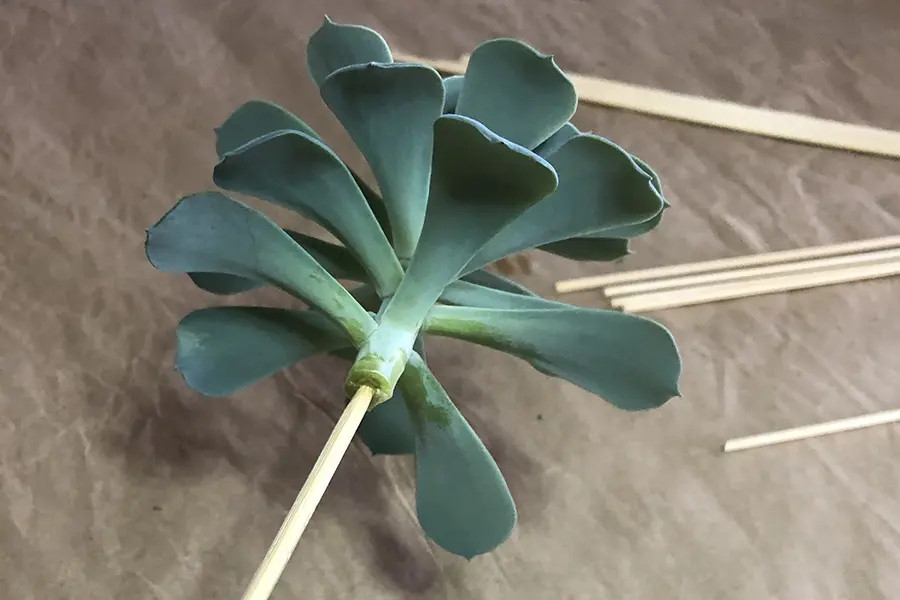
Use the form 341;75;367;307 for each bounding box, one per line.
439;280;554;310
442;75;464;113
424;305;681;411
187;272;262;296
538;206;666;262
352;172;394;242
188;229;369;295
630;154;668;206
320;62;444;258
519;158;666;262
145;192;374;344
460;268;536;296
215;100;320;157
358;393;417;455
379;114;558;329
534;122;579;157
185;232;538;311
464;134;664;273
175;307;349;396
456;39;577;149
538;236;630;261
400;352;516;558
306;17;392;88
535;123;667;209
212;129;403;295
213;99;395;242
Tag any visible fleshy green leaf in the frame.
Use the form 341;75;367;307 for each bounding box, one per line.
460;269;536;296
442;75;464;113
215;100;320;157
534;122;579;157
186;233;538;310
358;393;417;455
631;154;668;206
347;284;381;313
424;305;681;411
212;129;403;295
145;192;374;344
306;17;392;88
464;134;664;273
538;205;667;262
400;352;516;558
535;123;668;209
175;307;349;396
187;272;262;296
539;146;669;262
213;99;395;243
379;114;558;329
320;62;444;258
353;172;394;242
538;236;630;261
439;280;554;309
456;39;577;149
188;229;369;295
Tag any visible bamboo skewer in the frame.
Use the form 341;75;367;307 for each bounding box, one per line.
555;235;900;294
724;408;900;453
241;386;375;600
605;246;900;298
392;51;900;159
614;258;900;313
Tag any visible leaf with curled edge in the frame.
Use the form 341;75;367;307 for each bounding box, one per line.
306;16;393;88
535;127;670;261
456;38;577;149
175;306;350;397
213;129;402;295
442;75;464;113
424;304;681;411
534;121;579;157
320;62;444;258
214;99;394;240
188;229;368;295
145;191;375;345
379;114;558;330
464;133;663;274
185;226;539;304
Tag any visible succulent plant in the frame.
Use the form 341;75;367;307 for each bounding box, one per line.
145;17;681;559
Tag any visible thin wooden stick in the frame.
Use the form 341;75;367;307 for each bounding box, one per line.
392;51;900;159
241;385;374;600
605;246;900;298
724;408;900;453
566;71;900;159
614;258;900;313
555;235;900;294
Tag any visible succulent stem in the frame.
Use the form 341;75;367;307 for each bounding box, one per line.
344;321;417;405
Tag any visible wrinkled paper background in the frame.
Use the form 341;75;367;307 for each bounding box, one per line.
3;1;900;598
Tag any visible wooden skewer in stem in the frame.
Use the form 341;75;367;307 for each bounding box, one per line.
392;51;900;159
555;235;900;294
614;258;900;313
241;385;374;600
724;408;900;453
605;246;900;298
